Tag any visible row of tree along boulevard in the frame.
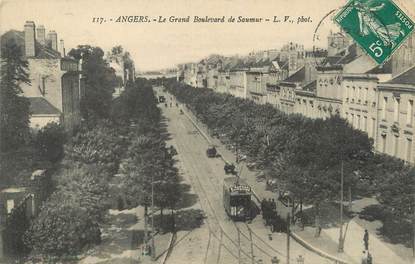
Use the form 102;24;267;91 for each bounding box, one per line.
160;77;415;250
1;41;197;261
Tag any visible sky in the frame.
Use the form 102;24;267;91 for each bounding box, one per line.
1;0;414;71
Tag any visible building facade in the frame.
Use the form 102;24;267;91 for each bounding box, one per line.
376;67;415;163
1;21;82;132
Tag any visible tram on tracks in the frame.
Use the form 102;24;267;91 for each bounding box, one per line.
223;176;252;221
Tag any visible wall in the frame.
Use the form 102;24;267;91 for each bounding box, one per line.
294;92;317;118
376;85;415;163
279;83;296;114
229;70;247;98
246;71;267;104
391;32;415;77
22;59;64;111
30;115;61;130
342;75;378;139
61;72;81;131
316;70;343;101
217;71;230;94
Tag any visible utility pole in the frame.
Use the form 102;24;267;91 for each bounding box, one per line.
413;213;415;257
338;160;345;252
143;204;148;255
249;228;254;264
287;213;290;264
238;228;241;264
151;175;156;260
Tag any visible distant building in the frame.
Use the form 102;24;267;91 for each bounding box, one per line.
108;51;136;97
327;31;351;57
280;42;305;75
376;66;415;163
391;32;415;77
295;80;317;118
1;21;83;132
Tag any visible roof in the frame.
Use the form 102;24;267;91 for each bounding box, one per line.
302;80;317;91
284;66;305;83
384;66;415;85
223;177;249;188
1;30;61;59
366;59;392;74
29;97;61;115
336;44;358;65
322;56;343;66
320;44;359;67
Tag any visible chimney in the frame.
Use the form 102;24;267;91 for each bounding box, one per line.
36;25;46;45
24;21;36;57
47;30;58;51
59;39;65;57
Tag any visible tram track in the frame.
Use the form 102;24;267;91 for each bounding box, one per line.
172;120;252;263
159;88;333;264
174;110;285;263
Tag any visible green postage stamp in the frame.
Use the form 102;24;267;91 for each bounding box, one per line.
334;0;414;64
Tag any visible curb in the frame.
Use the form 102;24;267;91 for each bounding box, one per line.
290;232;349;264
177;98;351;264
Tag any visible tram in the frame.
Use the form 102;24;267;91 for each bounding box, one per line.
223;177;252;221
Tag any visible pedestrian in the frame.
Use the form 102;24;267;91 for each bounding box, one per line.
363;229;369;251
361;251;368;264
265;200;272;225
261;198;266;215
271;198;277;210
263;200;269;224
367;252;373;264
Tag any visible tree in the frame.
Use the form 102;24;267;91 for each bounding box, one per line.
24;195;101;259
35;122;67;163
68;45;117;121
65;120;127;174
111;45;123;55
0;40;30;152
3;202;31;257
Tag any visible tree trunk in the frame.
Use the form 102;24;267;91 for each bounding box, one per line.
171;209;176;232
291;198;295;224
300;198;304;231
300;198;303;214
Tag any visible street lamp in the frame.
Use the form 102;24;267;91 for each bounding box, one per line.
338;160;345;252
151;175;157;260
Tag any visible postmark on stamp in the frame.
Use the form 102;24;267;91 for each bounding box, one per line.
334;0;414;64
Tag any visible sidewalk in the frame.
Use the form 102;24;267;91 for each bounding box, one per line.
180;102;414;264
78;206;173;264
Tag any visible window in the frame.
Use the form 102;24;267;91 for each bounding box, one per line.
357;115;361;129
406;138;412;163
394;97;400;123
381;134;387;153
382;97;388;119
372;118;376;138
407;100;413;125
394;135;399;156
364;87;368;103
363;116;367;132
353;87;356;101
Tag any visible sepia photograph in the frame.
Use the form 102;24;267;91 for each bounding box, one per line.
0;0;414;263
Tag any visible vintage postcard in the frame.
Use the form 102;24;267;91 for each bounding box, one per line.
1;0;415;263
